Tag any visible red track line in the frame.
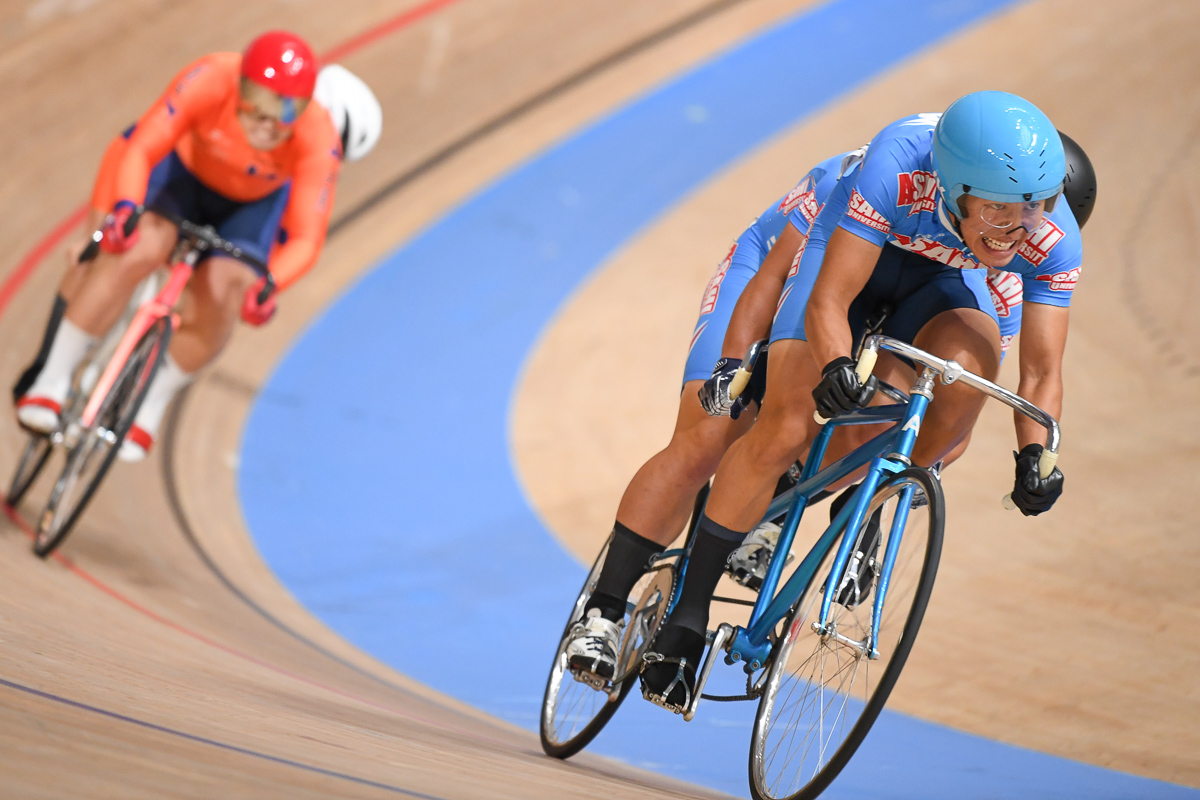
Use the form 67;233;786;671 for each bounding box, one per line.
0;204;88;316
0;0;469;317
1;501;522;753
320;0;463;64
0;0;518;755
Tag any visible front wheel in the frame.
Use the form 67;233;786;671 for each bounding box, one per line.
748;467;944;800
6;433;53;508
33;317;170;558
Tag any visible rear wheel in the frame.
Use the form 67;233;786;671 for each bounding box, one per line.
748;467;943;800
33;317;170;558
540;485;707;758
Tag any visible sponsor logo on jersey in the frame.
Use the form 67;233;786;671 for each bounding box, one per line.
1000;333;1016;354
987;271;1023;318
773;284;793;323
779;176;822;227
1034;265;1081;293
174;64;206;96
785;235;808;279
847;189;891;234
890;232;981;271
699;242;737;315
1017;219;1066;267
896;170;938;216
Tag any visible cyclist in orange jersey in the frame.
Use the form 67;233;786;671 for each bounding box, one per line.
16;31;347;461
52;63;379;290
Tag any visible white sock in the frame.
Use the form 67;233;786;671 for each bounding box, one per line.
131;354;194;439
26;318;97;403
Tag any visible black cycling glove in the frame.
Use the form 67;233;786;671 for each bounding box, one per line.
1012;443;1064;517
812;356;872;420
698;358;742;417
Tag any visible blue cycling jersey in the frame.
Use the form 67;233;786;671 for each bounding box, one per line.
838;113;1083;308
683;152;851;383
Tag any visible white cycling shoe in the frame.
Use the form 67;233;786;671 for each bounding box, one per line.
118;424;154;463
16;395;63;434
566;608;624;681
727;521;787;591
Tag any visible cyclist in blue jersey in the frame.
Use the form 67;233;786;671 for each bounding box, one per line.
640;91;1085;707
565;150;864;679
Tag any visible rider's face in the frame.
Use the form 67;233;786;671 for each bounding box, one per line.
236;80;307;151
955;194;1046;268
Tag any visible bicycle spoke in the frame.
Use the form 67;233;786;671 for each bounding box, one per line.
750;470;943;800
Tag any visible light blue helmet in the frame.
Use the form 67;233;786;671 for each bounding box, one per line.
931;91;1065;215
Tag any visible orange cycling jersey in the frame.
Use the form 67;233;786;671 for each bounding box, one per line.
95;52;341;291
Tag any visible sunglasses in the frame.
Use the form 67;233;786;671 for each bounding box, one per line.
237;98;297;129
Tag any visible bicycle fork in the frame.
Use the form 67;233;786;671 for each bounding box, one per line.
815;366;936;659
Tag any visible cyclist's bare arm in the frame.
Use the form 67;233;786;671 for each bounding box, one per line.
806;227;883;367
1014;301;1068;449
719;221;806;359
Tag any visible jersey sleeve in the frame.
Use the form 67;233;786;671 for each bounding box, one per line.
1018;211;1083;308
268;140;340;291
835;142;905;246
113;57;229;207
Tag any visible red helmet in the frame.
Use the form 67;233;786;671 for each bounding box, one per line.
241;31;318;99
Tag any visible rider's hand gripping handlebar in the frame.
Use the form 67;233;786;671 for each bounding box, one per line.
1001;448;1059;510
726;339;767;404
801;335;1060;511
812;348;877;426
79;204;145;264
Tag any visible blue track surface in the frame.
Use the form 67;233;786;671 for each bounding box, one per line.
239;0;1199;796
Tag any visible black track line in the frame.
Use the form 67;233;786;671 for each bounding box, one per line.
0;676;452;799
159;0;758;702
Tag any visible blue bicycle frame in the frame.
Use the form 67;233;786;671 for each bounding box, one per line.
720;386;933;672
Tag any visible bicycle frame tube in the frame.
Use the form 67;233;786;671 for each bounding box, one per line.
869;482;916;657
815;390;930;634
742;409;905;649
79;255;196;428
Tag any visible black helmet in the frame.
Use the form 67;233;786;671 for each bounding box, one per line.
1058;131;1096;229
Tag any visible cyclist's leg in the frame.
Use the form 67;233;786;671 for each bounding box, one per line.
640;338;820;704
584;236;762;610
17;215;175;432
640;226;829;704
15;130;136;403
908;306;1000;466
616;385;755;545
571;237;763;685
122;183;287;460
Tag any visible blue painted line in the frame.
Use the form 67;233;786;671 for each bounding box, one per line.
0;677;448;799
239;0;1200;797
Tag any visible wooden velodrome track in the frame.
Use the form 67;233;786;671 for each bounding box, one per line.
0;0;1196;797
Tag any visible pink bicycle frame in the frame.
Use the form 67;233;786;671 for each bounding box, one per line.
78;253;196;428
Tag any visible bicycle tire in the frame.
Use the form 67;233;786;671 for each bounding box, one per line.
748;466;944;800
6;433;53;508
33;317;171;558
540;483;706;758
540;538;632;758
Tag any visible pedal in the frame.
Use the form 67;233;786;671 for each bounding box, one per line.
569;665;611;692
639;652;691;715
